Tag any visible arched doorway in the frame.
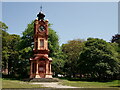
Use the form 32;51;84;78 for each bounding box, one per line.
38;58;46;78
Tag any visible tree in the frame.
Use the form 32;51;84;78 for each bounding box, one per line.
79;38;120;80
111;34;120;46
48;27;59;57
111;34;120;58
1;21;21;76
2;34;20;75
6;34;20;75
62;39;84;78
0;21;8;31
111;34;120;79
1;21;9;74
52;57;65;77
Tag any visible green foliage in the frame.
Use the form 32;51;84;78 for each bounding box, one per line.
52;57;65;76
111;37;120;65
79;38;120;80
1;22;8;74
21;21;34;48
1;22;21;76
0;21;8;31
1;22;8;60
111;34;120;46
62;39;85;77
2;32;21;76
2;31;9;64
48;28;59;57
48;27;64;77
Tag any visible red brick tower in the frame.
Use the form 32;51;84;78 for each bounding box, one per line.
30;11;52;78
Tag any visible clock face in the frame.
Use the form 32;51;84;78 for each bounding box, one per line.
39;26;45;31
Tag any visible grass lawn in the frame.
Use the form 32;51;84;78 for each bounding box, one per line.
60;79;120;88
1;78;120;89
2;78;44;88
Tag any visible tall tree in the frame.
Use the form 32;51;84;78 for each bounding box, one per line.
111;34;120;79
6;34;20;75
1;21;21;76
1;21;9;74
48;28;59;57
62;39;84;77
79;38;120;80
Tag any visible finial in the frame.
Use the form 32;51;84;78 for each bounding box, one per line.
40;5;42;12
37;5;45;20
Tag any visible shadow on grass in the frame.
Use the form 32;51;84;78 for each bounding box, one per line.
2;74;29;81
58;77;119;83
110;86;120;87
2;75;119;83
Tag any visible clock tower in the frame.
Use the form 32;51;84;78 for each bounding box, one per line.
30;11;52;78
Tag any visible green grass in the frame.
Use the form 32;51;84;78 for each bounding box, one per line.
60;79;120;88
2;78;44;88
0;78;2;89
2;78;120;88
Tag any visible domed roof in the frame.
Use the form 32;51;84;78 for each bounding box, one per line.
37;11;45;20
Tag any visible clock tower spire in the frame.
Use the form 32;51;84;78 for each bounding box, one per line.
30;8;52;78
40;5;42;12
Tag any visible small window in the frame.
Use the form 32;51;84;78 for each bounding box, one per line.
40;39;44;48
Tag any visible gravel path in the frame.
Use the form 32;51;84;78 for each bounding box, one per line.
31;82;80;88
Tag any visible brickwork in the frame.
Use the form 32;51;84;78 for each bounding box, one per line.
30;12;52;78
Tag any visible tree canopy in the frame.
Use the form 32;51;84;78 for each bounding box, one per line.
111;34;120;46
1;22;21;76
62;39;84;77
79;38;120;80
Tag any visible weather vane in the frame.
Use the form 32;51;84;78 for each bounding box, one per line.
40;5;42;12
37;5;45;20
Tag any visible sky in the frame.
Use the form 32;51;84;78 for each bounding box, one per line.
2;2;118;45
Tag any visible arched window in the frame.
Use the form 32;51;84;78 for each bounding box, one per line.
40;39;44;48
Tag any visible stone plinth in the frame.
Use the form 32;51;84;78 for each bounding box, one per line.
29;78;59;82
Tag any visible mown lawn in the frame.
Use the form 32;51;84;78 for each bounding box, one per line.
2;78;43;88
1;78;120;89
60;79;120;88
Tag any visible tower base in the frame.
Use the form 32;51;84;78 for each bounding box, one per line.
30;73;52;78
45;74;52;78
28;78;59;82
